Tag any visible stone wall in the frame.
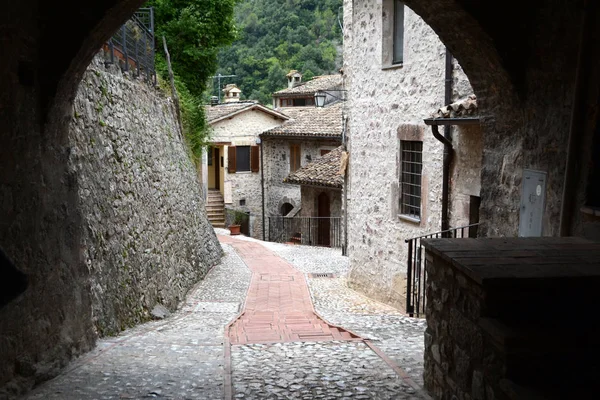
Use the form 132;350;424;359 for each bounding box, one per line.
343;0;475;310
423;249;502;400
70;55;223;336
449;125;483;229
0;53;222;397
300;186;342;218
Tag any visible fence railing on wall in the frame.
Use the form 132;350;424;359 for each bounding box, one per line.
268;216;342;248
404;222;481;317
104;7;156;84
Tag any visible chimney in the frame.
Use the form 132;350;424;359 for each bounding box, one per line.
286;70;303;89
223;84;242;103
210;96;219;106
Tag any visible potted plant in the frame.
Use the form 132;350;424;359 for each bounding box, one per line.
227;209;247;236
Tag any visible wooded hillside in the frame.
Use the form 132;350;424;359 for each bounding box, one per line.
215;0;343;105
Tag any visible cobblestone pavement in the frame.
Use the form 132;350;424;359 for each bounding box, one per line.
24;230;428;399
23;244;251;400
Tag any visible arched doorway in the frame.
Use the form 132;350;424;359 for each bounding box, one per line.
317;192;330;247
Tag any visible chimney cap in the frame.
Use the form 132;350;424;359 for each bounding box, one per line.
210;96;219;106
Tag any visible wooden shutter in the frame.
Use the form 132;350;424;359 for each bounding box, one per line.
290;144;301;172
250;145;260;173
228;146;236;173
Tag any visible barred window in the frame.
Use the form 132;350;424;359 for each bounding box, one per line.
400;140;423;220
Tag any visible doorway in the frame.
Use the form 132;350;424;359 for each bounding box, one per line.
317;192;330;246
214;148;220;190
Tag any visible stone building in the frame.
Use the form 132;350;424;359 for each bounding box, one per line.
260;103;343;238
283;146;345;247
342;0;482;311
204;85;288;238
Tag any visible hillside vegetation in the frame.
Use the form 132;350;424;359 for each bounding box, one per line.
215;0;343;105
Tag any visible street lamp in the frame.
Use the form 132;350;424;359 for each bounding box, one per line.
314;90;347;108
314;90;327;108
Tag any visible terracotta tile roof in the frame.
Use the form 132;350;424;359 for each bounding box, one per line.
431;95;478;118
205;101;288;124
273;74;343;96
284;146;344;188
261;103;342;138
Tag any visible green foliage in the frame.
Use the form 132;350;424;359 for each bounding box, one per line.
227;208;248;225
148;0;239;97
147;0;239;163
215;0;343;105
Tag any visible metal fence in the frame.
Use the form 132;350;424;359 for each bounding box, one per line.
404;222;481;317
105;8;155;83
268;216;343;248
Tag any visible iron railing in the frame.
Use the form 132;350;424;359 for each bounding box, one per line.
105;8;156;83
404;222;481;317
268;216;343;248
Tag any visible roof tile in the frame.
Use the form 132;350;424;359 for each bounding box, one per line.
284;146;344;188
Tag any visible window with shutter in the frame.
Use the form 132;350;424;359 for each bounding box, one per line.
228;146;236;173
250;146;260;172
290;144;301;172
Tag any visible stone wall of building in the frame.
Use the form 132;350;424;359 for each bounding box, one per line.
264;138;340;219
343;0;475;310
449;125;484;229
211;108;285;239
300;186;343;218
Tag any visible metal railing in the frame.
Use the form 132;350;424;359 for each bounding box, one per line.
105;8;156;83
404;222;481;317
268;216;343;248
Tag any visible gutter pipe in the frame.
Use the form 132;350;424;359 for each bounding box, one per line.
260;135;266;241
439;49;454;234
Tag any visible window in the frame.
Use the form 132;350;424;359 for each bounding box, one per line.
290;144;301;172
393;1;405;64
207;147;213;166
382;0;404;67
228;146;260;173
399;140;422;220
236;146;251;172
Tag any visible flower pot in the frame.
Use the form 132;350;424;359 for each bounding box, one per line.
229;224;241;235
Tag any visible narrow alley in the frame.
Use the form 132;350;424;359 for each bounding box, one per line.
23;231;428;400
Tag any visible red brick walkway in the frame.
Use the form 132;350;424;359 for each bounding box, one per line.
219;235;359;345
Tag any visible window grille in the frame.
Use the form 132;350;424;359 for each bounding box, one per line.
236;146;250;172
400;140;423;219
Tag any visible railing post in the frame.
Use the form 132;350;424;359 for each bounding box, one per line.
122;25;128;72
406;239;413;316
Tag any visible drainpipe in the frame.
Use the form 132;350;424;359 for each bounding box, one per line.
559;0;591;236
260;136;266;241
439;49;454;234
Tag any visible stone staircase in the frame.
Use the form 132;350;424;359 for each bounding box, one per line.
206;189;225;228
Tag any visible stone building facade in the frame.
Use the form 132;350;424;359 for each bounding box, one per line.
204;91;288;238
261;104;342;239
284;147;345;247
343;0;481;310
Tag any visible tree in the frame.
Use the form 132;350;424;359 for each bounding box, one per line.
147;0;239;162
